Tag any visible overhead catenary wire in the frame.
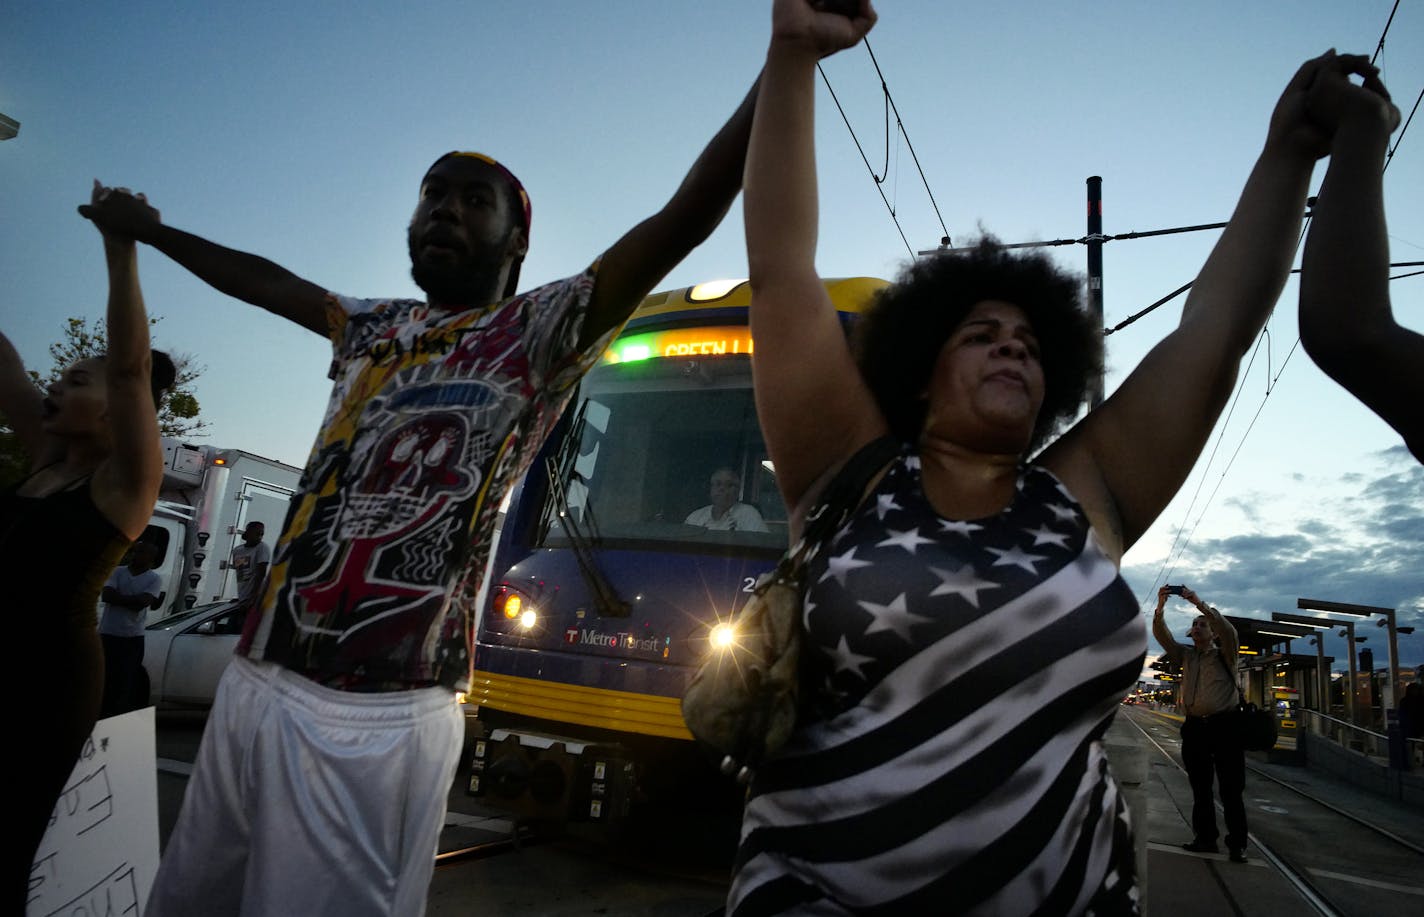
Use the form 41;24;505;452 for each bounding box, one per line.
811;0;1418;621
815;2;1420;626
818;37;954;258
1384;84;1423;173
1136;213;1319;609
1107;261;1422;335
1137;257;1422;606
1365;0;1420;177
1370;0;1399;66
818;62;915;258
1137;66;1421;606
1147;339;1305;605
1141;333;1270;604
862;39;952;245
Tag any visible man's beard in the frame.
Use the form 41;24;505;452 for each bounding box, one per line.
408;234;509;306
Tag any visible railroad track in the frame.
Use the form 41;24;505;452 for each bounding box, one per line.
1127;709;1424;917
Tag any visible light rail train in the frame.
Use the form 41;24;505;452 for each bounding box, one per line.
465;276;887;823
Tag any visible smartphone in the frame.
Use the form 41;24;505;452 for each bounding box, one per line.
1165;584;1186;596
811;0;861;16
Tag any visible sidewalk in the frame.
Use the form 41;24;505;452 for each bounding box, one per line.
1131;708;1424;849
1103;711;1315;916
430;712;1330;915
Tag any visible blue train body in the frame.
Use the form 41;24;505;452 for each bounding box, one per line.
465;278;885;821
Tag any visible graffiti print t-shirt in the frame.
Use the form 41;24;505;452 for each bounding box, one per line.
243;264;605;691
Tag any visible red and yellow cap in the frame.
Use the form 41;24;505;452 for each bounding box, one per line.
424;151;532;242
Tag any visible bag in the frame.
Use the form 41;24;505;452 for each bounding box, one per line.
1216;653;1277;751
1235;703;1278;751
680;437;899;782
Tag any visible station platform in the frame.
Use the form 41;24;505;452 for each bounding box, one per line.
1103;709;1297;916
1105;706;1424;916
427;708;1422;914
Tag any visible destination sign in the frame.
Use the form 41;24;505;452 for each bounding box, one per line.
603;326;753;364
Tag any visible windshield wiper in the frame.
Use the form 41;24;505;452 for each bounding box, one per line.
545;417;629;619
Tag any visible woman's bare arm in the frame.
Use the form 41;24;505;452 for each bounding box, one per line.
746;0;885;517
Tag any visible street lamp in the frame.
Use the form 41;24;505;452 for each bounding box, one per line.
0;113;17;141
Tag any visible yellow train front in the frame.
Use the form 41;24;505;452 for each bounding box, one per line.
466;277;886;824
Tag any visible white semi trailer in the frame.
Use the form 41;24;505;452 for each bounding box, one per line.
142;438;302;621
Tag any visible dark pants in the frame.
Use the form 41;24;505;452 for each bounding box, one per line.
1181;713;1247;849
100;634;145;718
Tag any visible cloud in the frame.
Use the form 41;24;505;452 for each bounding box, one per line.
1126;450;1423;670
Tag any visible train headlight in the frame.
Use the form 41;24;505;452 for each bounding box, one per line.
502;593;523;620
688;279;746;302
709;622;737;650
518;609;538;630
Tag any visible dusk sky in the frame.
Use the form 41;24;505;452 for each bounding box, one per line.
3;1;1420;674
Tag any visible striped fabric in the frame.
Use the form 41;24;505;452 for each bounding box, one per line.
727;453;1145;916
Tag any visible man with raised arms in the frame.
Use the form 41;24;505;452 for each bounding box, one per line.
82;82;760;916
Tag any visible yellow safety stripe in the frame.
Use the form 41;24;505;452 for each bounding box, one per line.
467;670;694;740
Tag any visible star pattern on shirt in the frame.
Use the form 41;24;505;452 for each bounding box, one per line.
827;635;876;679
860;592;936;642
938;519;985;537
987;544;1048;573
877;527;936;554
802;460;1096;707
1027;524;1070;548
820;546;873;586
928;563;1000;608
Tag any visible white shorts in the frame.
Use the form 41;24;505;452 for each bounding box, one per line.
145;656;464;917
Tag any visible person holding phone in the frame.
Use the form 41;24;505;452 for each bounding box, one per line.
1152;585;1248;862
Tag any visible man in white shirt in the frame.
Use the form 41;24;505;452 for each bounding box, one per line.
98;541;162;716
229;521;271;606
685;467;768;532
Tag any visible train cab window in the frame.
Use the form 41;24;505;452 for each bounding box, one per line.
538;352;787;553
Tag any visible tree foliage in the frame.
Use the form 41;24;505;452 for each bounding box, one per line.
0;315;206;488
36;315;207;438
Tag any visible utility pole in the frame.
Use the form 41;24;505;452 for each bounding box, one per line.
1085;177;1105;407
916;174;1237;409
913;181;1411;403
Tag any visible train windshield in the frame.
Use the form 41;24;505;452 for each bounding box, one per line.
537;349;787;553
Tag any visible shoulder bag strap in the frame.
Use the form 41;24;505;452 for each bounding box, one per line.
1215;650;1246;706
798;435;901;557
